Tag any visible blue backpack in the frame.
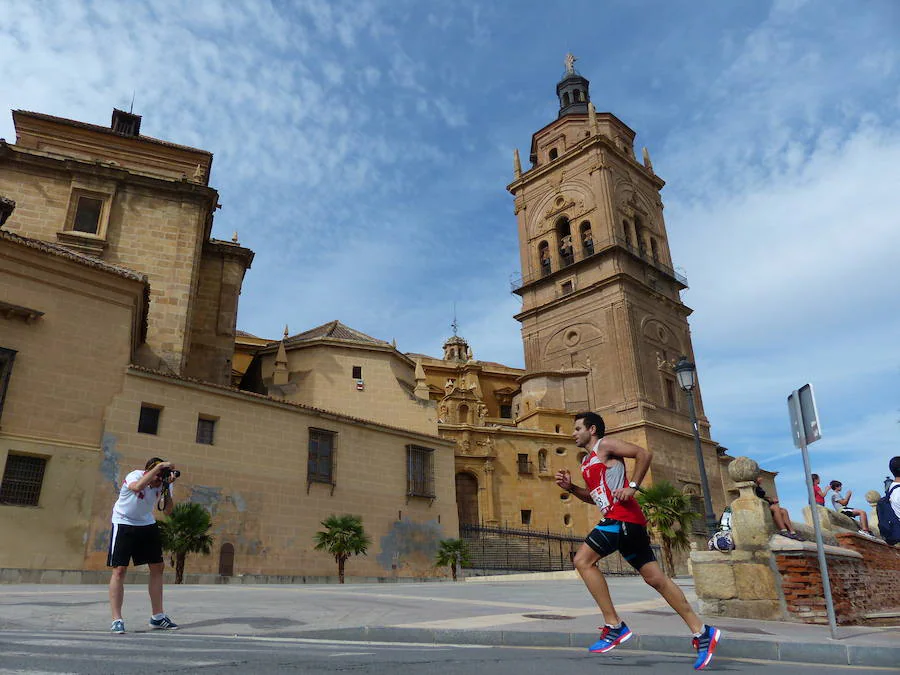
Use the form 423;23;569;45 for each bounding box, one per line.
876;484;900;545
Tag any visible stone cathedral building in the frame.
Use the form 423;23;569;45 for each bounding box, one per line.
0;57;740;581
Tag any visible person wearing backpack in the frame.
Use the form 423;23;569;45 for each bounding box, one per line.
876;456;900;545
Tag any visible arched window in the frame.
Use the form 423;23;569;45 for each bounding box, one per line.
650;237;660;262
562;92;571;107
538;449;548;473
635;216;646;255
623;220;634;248
574;89;582;102
538;241;551;276
549;148;558;161
557;217;573;267
580;221;594;255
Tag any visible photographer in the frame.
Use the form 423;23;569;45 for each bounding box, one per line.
107;457;180;634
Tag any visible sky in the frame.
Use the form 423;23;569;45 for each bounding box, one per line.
2;0;898;526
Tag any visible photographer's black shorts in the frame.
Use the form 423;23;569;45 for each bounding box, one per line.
107;523;163;567
584;519;656;571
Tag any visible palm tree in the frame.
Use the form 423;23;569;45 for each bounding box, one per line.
435;539;470;581
637;481;699;577
158;502;214;584
313;514;371;583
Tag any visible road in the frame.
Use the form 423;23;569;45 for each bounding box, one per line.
0;630;892;674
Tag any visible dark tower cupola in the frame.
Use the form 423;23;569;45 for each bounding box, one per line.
556;53;590;118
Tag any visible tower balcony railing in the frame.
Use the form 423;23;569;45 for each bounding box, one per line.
510;236;688;293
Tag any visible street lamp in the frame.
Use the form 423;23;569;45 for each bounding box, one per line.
674;356;717;538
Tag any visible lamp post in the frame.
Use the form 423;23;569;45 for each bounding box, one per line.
674;356;717;538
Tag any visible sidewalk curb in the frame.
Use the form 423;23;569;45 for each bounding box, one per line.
295;626;900;668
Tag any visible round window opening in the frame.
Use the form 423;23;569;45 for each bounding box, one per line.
555;197;565;207
564;330;580;347
555;447;566;456
560;492;571;501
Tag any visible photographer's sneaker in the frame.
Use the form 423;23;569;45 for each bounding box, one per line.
149;614;178;630
110;619;126;634
692;624;722;670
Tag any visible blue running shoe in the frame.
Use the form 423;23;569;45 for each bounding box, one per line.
110;619;125;634
692;624;721;670
588;622;633;653
149;615;178;630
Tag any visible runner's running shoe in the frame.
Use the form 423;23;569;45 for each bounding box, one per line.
110;619;125;634
692;624;721;670
588;622;633;653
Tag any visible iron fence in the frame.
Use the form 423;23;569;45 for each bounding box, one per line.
460;523;660;575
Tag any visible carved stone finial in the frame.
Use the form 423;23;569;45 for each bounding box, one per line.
513;148;522;178
728;456;760;483
588;102;598;134
232;231;239;243
642;147;654;173
564;52;577;74
193;163;204;181
283;324;289;338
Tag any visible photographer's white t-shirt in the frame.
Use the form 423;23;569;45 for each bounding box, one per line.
111;470;160;526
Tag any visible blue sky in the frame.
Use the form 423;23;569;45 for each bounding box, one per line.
2;0;898;524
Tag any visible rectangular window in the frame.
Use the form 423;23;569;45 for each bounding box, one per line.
664;378;677;410
406;445;435;498
561;280;574;295
308;428;335;484
499;404;512;419
0;347;17;424
0;453;47;506
196;416;216;445
72;196;104;234
352;365;362;379
520;509;532;526
137;404;161;435
517;453;533;475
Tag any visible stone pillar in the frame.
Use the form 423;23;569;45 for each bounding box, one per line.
482;459;498;526
728;457;774;551
866;490;881;534
689;456;787;621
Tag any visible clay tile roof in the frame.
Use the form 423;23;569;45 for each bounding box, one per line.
14;110;212;156
0;229;146;282
236;329;260;338
286;320;388;346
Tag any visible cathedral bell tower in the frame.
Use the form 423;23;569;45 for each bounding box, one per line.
507;54;723;512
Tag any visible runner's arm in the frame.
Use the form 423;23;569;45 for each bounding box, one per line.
601;437;652;500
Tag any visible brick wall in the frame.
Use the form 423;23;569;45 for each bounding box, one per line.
775;536;900;624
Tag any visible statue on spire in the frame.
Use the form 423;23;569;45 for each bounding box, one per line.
564;52;577;75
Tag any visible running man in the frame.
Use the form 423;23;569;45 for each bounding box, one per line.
556;411;721;670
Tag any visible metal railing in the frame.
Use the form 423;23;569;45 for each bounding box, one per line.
460;523;659;574
511;236;688;292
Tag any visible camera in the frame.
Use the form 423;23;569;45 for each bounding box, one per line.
159;467;181;481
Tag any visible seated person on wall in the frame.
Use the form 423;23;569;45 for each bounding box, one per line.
812;473;830;506
754;476;803;540
829;480;875;537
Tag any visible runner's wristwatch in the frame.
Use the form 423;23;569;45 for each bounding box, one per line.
628;481;641;491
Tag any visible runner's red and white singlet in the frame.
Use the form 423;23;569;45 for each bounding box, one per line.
580;442;646;525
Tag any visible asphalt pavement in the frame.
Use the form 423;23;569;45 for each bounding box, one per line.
0;572;898;671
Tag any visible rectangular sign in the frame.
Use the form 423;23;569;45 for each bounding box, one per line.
788;384;822;448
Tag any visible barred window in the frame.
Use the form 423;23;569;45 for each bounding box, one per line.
196;417;216;445
517;453;533;475
406;445;434;498
0;347;16;423
0;453;47;506
308;428;335;484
